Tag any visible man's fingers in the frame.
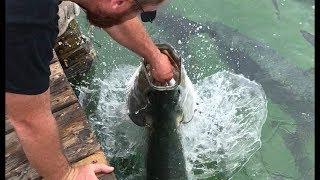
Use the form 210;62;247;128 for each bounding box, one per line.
91;163;114;174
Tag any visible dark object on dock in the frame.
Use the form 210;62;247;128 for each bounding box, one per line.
54;19;96;79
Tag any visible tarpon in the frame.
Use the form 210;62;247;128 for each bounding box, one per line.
154;10;314;130
126;43;195;180
153;11;314;179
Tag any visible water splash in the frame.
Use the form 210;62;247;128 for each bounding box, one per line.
181;71;268;179
77;65;147;179
77;66;267;180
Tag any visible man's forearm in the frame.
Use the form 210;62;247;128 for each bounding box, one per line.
104;17;162;64
10;110;70;180
12;114;70;180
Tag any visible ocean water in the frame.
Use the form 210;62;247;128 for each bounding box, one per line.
70;0;315;179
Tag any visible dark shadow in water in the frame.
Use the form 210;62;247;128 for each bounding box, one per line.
153;10;314;180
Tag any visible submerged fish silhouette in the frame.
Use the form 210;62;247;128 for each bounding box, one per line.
154;11;314;179
300;30;314;47
272;0;281;20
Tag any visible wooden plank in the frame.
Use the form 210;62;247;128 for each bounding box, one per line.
64;60;93;79
54;20;83;61
5;161;41;180
49;60;64;78
54;19;95;79
50;62;78;112
49;62;78;112
72;151;108;166
49;61;69;96
57;46;84;63
49;61;78;113
5;131;28;176
50;85;78;113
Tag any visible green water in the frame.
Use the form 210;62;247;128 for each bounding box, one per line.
71;0;314;179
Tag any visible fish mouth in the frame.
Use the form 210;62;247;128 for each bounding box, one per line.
141;43;182;91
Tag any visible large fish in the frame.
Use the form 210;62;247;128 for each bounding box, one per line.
154;11;314;179
154;10;314;129
126;43;195;179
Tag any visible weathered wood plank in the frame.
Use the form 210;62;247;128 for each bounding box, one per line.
49;61;79;112
54;103;87;135
72;151;108;166
5;161;41;180
49;60;64;77
5;131;28;176
49;62;69;96
54;19;95;79
50;86;78;113
64;59;93;78
59;42;93;66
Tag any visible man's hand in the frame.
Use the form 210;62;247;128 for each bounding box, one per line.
64;164;114;180
148;52;174;83
103;17;174;84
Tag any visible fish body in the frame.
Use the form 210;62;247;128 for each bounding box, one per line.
127;43;195;180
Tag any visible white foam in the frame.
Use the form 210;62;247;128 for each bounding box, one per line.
180;70;268;179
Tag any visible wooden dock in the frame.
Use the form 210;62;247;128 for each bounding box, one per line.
5;51;116;180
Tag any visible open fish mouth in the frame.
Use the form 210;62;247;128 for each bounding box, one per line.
141;43;182;91
126;42;196;128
